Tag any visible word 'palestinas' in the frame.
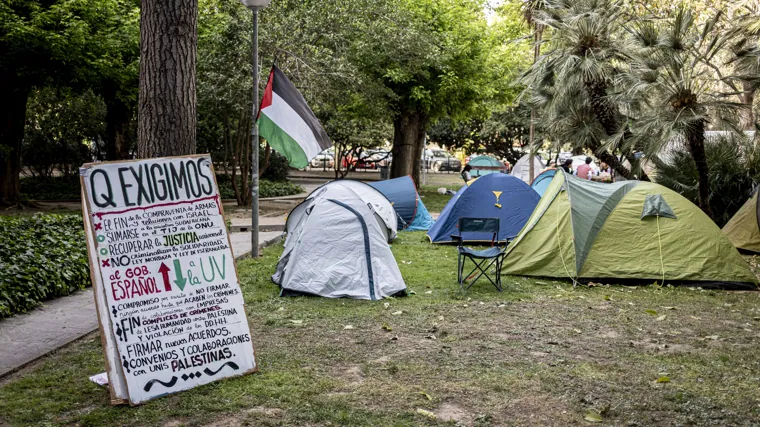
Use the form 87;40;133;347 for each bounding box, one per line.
163;232;200;246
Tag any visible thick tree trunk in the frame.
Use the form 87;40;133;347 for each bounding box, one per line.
137;0;198;158
0;77;30;205
686;121;713;219
391;111;426;186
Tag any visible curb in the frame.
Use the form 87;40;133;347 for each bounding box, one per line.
233;232;285;261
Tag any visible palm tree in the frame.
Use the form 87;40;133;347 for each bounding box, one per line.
521;0;637;179
521;0;548;181
620;9;741;218
726;4;760;130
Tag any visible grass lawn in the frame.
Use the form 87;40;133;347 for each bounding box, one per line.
419;184;462;213
2;233;760;426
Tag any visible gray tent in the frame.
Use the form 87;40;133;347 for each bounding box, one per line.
286;180;398;241
273;184;406;300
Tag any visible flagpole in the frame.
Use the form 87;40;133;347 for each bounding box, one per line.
250;8;260;258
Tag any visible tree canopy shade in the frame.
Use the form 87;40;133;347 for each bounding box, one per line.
0;0;140;204
351;0;514;184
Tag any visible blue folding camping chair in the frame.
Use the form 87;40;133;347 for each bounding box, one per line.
451;217;506;292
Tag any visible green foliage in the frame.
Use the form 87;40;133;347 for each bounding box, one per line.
23;87;105;177
0;214;90;317
259;147;290;182
653;136;760;227
19;174;302;201
19;176;81;201
213;176;303;200
428;104;534;165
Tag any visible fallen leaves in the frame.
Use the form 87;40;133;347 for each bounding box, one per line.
416;408;436;419
584;410;603;423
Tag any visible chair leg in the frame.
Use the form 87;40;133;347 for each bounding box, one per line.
461;256;502;292
457;254;464;290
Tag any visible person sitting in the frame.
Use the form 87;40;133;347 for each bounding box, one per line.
560;159;573;174
574;157;594;180
461;164;473;182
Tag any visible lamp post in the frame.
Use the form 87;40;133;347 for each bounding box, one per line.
240;0;271;258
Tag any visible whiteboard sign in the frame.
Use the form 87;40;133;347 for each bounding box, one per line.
80;155;256;405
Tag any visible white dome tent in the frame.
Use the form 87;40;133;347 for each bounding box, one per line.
286;180;398;241
510;154;545;183
273;184;407;300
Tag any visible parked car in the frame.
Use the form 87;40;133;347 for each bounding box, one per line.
423;149;461;172
310;152;334;168
368;150;392;167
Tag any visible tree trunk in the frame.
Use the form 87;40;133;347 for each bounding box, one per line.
739;81;755;131
137;0;198;158
391;111;426;185
0;76;30;205
686;120;713;219
582;77;639;180
528;24;544;183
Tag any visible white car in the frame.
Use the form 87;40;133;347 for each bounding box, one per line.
310;153;334;168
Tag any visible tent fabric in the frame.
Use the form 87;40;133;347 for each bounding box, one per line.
641;194;677;219
287;180;397;240
531;169;556;197
504;171;757;287
273;185;407;300
426;173;540;243
369;176;434;231
511;155;546;183
468;155;506;177
723;190;760;253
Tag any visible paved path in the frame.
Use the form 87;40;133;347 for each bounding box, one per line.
0;229;284;378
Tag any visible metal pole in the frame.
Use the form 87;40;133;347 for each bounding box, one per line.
422;134;427;186
251;9;260;258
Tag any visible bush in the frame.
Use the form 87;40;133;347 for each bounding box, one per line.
260;147;290;182
20;174;304;201
0;214;90;317
653;135;760;227
215;175;304;199
20;176;82;201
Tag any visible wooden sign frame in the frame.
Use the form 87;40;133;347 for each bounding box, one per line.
80;154;257;405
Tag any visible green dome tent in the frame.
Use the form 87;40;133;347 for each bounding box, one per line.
723;189;760;253
503;171;757;288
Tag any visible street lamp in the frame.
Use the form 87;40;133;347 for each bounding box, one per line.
240;0;271;258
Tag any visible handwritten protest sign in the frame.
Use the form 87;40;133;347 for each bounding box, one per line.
80;155;256;405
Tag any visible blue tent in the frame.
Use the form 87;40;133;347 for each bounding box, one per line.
531;169;556;197
426;173;540;243
369;176;435;231
468;155;506;177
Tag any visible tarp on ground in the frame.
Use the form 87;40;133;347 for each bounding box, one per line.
503;171;757;288
369;176;434;231
273;184;407;299
426;173;540;243
723;189;760;253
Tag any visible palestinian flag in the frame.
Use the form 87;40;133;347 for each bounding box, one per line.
257;66;332;168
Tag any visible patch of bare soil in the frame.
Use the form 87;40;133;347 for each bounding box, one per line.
435;402;474;424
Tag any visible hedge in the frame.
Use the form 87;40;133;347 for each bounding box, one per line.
0;214;91;317
20;175;304;201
